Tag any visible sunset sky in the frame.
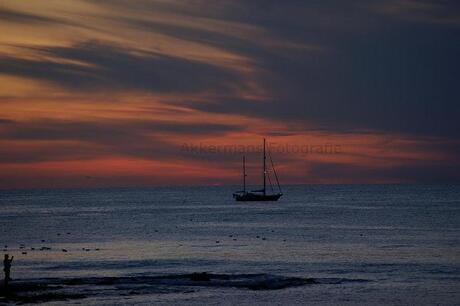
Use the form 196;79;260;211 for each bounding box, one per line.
0;0;459;188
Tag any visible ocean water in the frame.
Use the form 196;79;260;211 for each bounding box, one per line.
0;185;459;305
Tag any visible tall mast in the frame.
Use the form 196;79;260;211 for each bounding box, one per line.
263;138;266;195
268;149;282;194
243;155;246;192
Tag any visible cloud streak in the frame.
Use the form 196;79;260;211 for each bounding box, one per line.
0;41;245;94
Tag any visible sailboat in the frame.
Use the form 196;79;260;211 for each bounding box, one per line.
233;139;283;201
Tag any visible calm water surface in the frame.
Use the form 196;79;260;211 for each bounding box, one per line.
0;185;459;305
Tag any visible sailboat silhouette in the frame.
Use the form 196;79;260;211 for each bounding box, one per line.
233;139;283;201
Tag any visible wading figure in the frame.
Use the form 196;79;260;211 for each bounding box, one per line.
3;254;13;288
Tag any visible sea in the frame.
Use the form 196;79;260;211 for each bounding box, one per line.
0;185;459;305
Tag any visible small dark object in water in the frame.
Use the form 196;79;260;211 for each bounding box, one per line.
57;233;61;236
41;240;45;243
3;245;7;248
85;249;90;251
215;241;220;243
256;236;260;238
229;235;233;237
262;237;266;240
67;232;71;235
233;238;237;241
21;252;27;255
62;249;67;252
190;272;210;282
31;248;35;250
95;248;100;251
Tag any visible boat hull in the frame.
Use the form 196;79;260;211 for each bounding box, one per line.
233;192;282;202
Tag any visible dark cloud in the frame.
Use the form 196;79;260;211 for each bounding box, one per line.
0;119;241;141
0;41;242;94
368;0;460;26
124;0;460;138
0;118;14;124
0;119;244;163
0;7;61;24
3;2;459;138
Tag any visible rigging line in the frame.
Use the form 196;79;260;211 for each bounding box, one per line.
267;167;274;192
268;148;282;193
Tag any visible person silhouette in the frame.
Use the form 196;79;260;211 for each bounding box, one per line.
3;254;13;288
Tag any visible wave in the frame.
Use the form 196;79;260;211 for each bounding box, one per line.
0;272;368;304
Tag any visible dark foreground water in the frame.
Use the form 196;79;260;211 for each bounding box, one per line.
0;185;459;305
